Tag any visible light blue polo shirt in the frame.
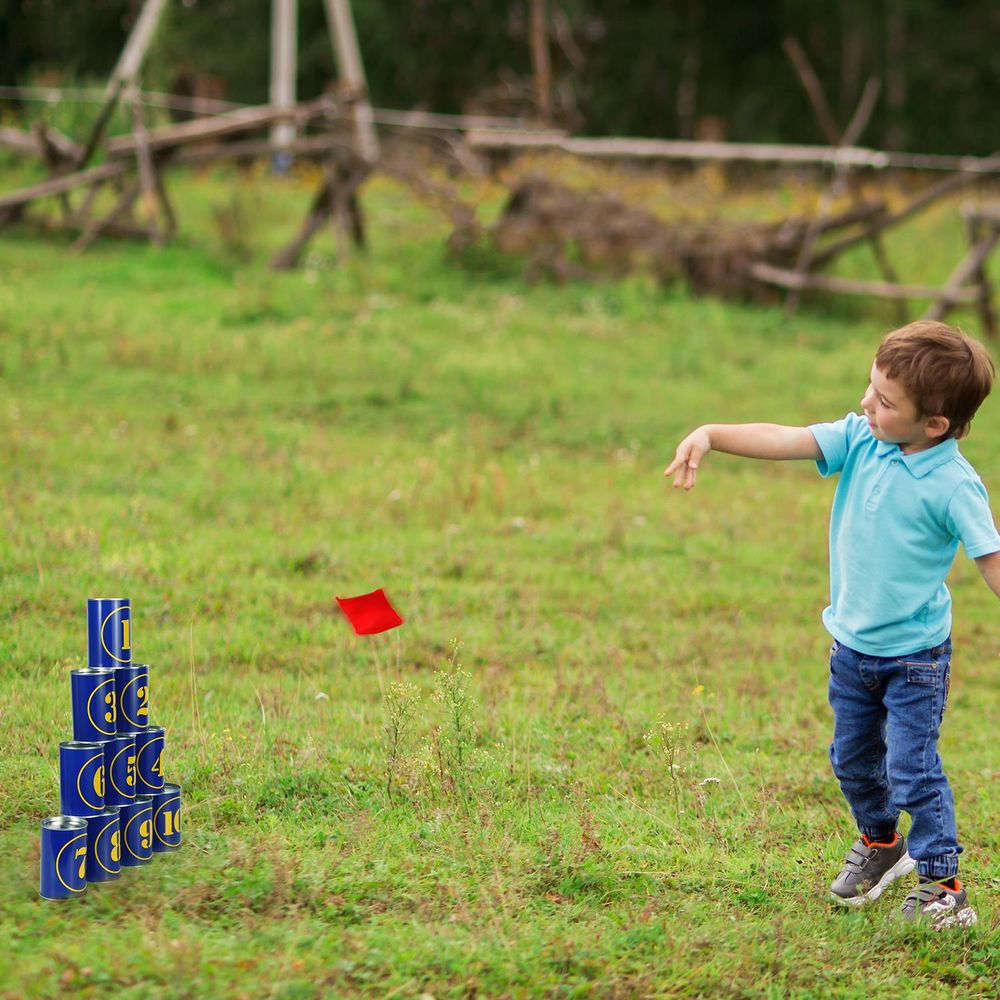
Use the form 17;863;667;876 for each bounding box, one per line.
808;411;1000;656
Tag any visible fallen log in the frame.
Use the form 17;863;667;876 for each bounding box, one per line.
104;100;329;159
809;151;1000;269
749;262;979;302
0;161;128;214
466;132;1000;174
0;125;84;164
924;227;1000;322
492;177;821;295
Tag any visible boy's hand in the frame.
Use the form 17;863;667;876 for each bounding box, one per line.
664;427;712;490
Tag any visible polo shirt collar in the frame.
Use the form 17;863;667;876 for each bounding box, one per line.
875;437;957;478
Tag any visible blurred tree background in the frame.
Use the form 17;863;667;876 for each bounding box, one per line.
2;0;997;154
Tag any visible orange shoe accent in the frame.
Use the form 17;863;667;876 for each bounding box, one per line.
926;877;960;892
862;833;898;849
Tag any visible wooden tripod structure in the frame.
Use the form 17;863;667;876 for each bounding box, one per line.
0;0;379;267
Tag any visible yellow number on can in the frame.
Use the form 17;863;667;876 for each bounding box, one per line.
139;818;152;850
122;619;131;650
152;752;163;777
111;830;121;862
104;690;115;725
127;754;136;787
94;764;105;798
137;684;149;720
75;844;87;880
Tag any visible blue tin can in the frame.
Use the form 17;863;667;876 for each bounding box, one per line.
103;734;137;807
39;816;89;900
119;795;154;866
85;808;121;883
150;783;182;852
115;664;149;733
59;740;105;817
71;667;117;741
87;598;131;668
136;726;165;793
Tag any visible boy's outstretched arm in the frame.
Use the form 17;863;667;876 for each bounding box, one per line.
664;423;823;491
975;551;1000;599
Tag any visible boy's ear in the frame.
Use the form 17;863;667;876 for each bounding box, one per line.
925;414;950;440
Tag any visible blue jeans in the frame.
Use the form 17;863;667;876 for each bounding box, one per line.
828;637;960;879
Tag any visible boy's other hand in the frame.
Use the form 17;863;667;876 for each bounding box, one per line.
665;427;712;490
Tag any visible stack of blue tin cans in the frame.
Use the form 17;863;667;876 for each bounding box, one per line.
39;598;183;900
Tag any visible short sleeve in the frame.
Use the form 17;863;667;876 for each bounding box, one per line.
945;479;1000;558
808;412;864;478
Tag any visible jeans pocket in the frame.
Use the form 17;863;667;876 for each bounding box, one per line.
903;660;942;686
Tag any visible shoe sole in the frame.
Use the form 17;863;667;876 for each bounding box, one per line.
830;851;916;908
932;906;978;930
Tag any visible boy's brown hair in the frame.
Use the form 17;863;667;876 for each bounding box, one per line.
875;320;995;440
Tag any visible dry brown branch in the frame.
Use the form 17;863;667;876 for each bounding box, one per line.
784;74;882;315
379;153;481;252
73;179;141;251
959;209;998;337
924;227;1000;323
530;0;553;123
809;151;1000;268
783;36;842;145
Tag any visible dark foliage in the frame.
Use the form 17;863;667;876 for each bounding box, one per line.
2;0;997;155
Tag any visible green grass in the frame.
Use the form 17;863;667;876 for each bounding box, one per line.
1;161;999;998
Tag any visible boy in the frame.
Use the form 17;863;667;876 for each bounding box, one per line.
665;321;1000;929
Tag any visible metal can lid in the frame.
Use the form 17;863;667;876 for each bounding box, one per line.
160;782;181;794
42;816;89;830
60;740;104;749
71;667;116;675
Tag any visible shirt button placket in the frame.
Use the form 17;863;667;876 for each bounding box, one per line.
865;461;893;513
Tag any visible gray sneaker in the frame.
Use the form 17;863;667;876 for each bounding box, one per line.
900;878;978;930
830;833;915;907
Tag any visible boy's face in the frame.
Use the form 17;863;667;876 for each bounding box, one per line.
861;364;948;454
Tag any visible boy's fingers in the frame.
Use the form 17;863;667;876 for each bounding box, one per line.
664;447;688;475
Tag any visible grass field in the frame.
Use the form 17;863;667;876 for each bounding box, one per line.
1;158;999;998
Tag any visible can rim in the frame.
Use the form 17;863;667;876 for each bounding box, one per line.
87;597;130;602
60;740;103;749
42;816;89;830
71;667;116;675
